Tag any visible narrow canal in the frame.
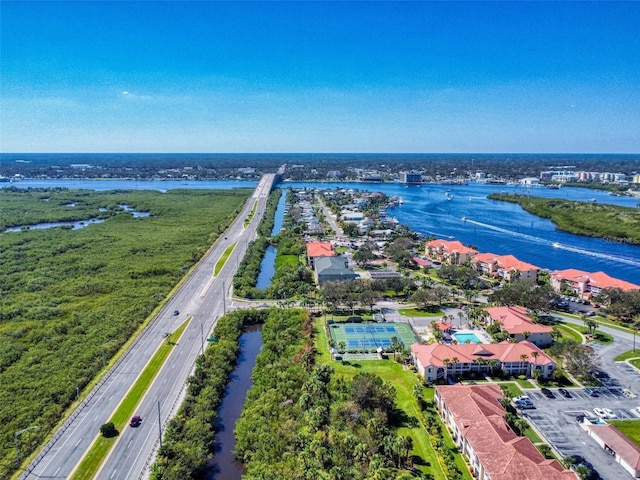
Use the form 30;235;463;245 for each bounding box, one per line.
255;189;287;290
206;325;262;479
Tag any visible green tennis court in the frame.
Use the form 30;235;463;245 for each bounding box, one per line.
329;322;418;352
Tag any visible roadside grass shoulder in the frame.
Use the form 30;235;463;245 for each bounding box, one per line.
70;319;190;480
214;243;237;276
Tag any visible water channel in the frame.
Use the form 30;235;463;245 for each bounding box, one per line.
255;190;287;290
206;325;262;479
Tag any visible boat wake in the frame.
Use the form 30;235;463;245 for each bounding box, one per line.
464;218;640;268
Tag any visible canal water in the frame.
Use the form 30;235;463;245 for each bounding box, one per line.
205;325;262;479
255;189;287;290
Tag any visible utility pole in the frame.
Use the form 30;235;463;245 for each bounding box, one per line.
223;280;226;315
200;321;204;355
157;401;162;448
15;426;38;466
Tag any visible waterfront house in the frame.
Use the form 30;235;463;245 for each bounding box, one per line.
551;268;640;299
435;384;576;480
425;239;478;266
473;253;540;282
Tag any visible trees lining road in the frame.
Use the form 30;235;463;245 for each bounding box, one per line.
21;174;276;480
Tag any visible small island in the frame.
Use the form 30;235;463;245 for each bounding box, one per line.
488;193;640;245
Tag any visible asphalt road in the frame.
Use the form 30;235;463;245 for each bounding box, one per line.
21;174;276;480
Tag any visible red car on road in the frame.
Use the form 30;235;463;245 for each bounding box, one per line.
130;415;142;427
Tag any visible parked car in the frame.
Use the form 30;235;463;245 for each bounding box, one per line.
130;415;142;427
541;388;555;398
603;408;617;419
584;388;599;397
593;408;608;419
559;388;572;398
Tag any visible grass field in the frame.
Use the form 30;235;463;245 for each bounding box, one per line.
315;317;473;480
608;420;640;447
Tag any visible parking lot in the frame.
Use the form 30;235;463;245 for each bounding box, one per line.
521;384;640;480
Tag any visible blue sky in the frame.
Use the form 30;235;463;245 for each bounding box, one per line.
1;1;639;153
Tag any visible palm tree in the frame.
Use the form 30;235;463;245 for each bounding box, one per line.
487;359;499;376
531;351;540;372
442;358;451;379
520;353;529;375
451;356;460;378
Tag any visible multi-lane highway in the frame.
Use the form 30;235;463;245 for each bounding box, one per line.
21;174;276;480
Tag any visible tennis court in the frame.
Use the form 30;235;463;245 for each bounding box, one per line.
329;322;418;352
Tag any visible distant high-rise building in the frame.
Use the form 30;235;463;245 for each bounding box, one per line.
399;170;422;185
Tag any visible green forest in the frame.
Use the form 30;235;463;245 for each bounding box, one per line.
488;193;640;245
0;187;250;478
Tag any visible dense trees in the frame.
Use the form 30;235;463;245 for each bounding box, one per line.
488;193;640;245
0;188;249;478
489;280;558;312
594;288;640;322
234;310;421;479
151;310;265;479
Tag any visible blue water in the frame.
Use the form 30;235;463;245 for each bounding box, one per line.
255;245;277;290
283;181;640;285
271;190;287;236
6;179;640;285
453;333;482;344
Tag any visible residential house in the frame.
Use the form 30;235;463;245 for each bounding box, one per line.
306;241;336;269
551;269;640;299
473;253;540;282
425;239;478;265
435;384;576;480
315;255;358;285
484;306;553;347
411;341;556;382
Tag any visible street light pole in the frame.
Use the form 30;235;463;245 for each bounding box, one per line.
76;386;80;400
15;426;38;466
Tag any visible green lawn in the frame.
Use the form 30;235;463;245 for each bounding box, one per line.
398;307;445;317
70;320;190;480
556;325;583;343
608;420;640;447
315;318;472;480
614;350;640;362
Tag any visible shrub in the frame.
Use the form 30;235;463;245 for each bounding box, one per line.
100;422;118;438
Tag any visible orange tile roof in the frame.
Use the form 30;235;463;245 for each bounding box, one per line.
412;341;554;368
552;269;639;291
588;271;640;291
473;253;539;272
586;424;640;471
437;385;576;480
485;306;552;335
306;241;335;258
426;239;478;255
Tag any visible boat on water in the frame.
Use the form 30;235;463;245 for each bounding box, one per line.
461;217;466;222
552;242;561;248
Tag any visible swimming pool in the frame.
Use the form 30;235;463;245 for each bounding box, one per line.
452;332;482;344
